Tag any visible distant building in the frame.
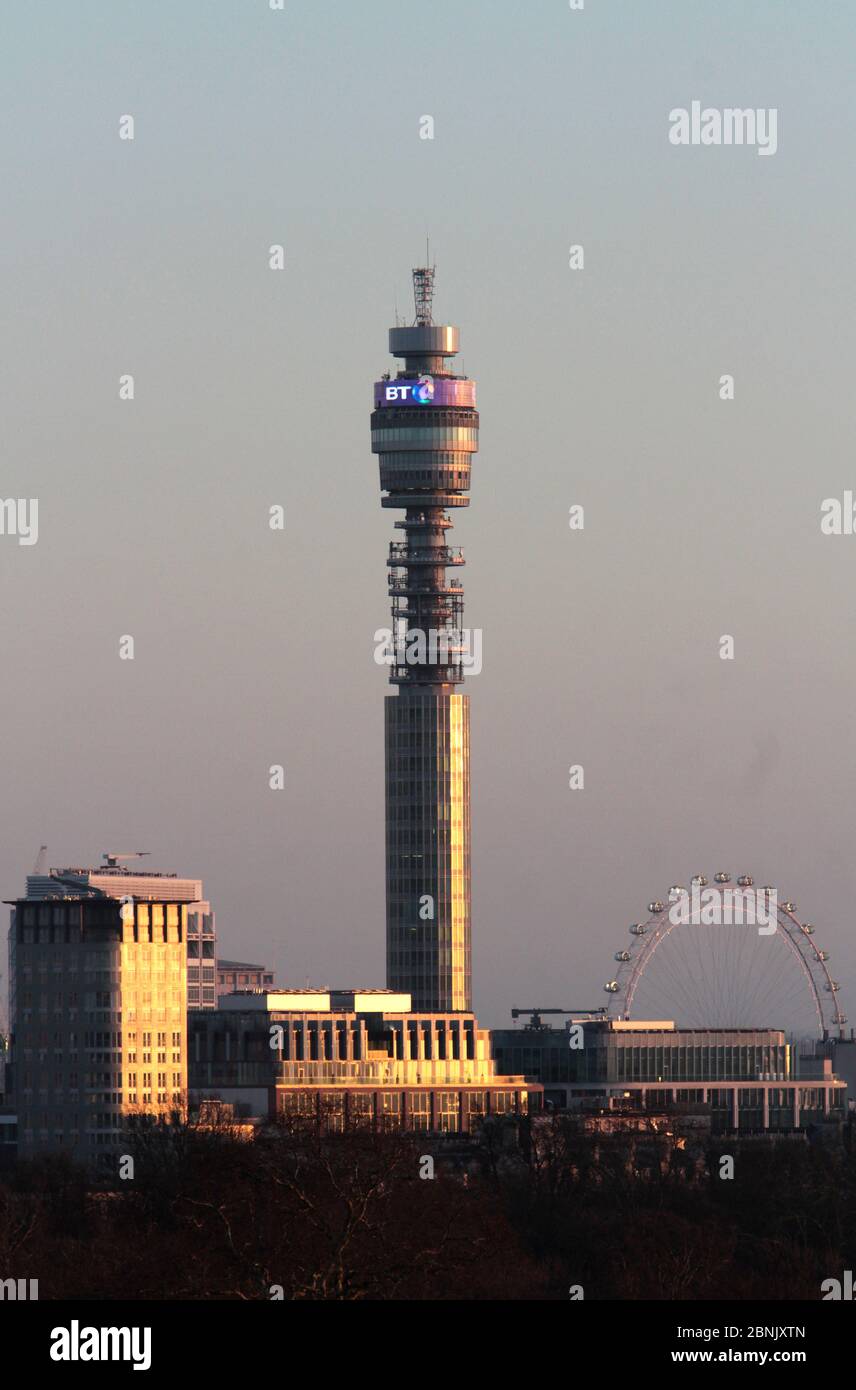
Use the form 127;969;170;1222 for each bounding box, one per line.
190;990;539;1132
217;960;275;998
827;1034;856;1108
7;896;188;1161
491;1017;846;1134
25;865;203;903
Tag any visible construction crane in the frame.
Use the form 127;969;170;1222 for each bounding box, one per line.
31;844;48;875
511;1007;607;1030
102;851;151;869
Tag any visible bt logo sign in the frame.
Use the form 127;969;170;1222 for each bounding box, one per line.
385;376;434;404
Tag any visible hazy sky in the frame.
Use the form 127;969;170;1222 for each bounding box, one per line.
2;0;855;1033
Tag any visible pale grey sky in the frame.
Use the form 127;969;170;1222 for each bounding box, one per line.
2;1;855;1032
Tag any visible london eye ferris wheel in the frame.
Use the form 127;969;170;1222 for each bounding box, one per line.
603;873;847;1040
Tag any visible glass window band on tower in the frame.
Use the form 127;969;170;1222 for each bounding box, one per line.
372;266;478;1013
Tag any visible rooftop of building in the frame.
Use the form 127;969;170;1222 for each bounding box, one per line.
216;988;416;1014
7;894;191;908
24;866;203;902
495;1018;790;1042
48;865;184;878
217;960;272;972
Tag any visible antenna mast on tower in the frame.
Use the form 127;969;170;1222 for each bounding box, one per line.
412;248;435;326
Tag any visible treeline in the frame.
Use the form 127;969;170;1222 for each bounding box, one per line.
0;1115;853;1299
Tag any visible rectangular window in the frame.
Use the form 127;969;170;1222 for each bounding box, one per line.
378;1092;403;1130
408;1093;431;1131
437;1092;460;1132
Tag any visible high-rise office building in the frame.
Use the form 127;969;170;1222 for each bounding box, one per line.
371;266;478;1012
8;895;187;1160
25;859;217;1010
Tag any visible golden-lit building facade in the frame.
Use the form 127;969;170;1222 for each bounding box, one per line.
8;896;187;1160
190;991;539;1131
119;900;187;1122
385;693;471;1012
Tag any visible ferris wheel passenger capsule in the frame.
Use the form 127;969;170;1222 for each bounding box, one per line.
629;923;647;936
714;871;731;883
648;901;665;914
604;981;619;993
615;950;631;962
737;875;754;887
802;923;815;934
